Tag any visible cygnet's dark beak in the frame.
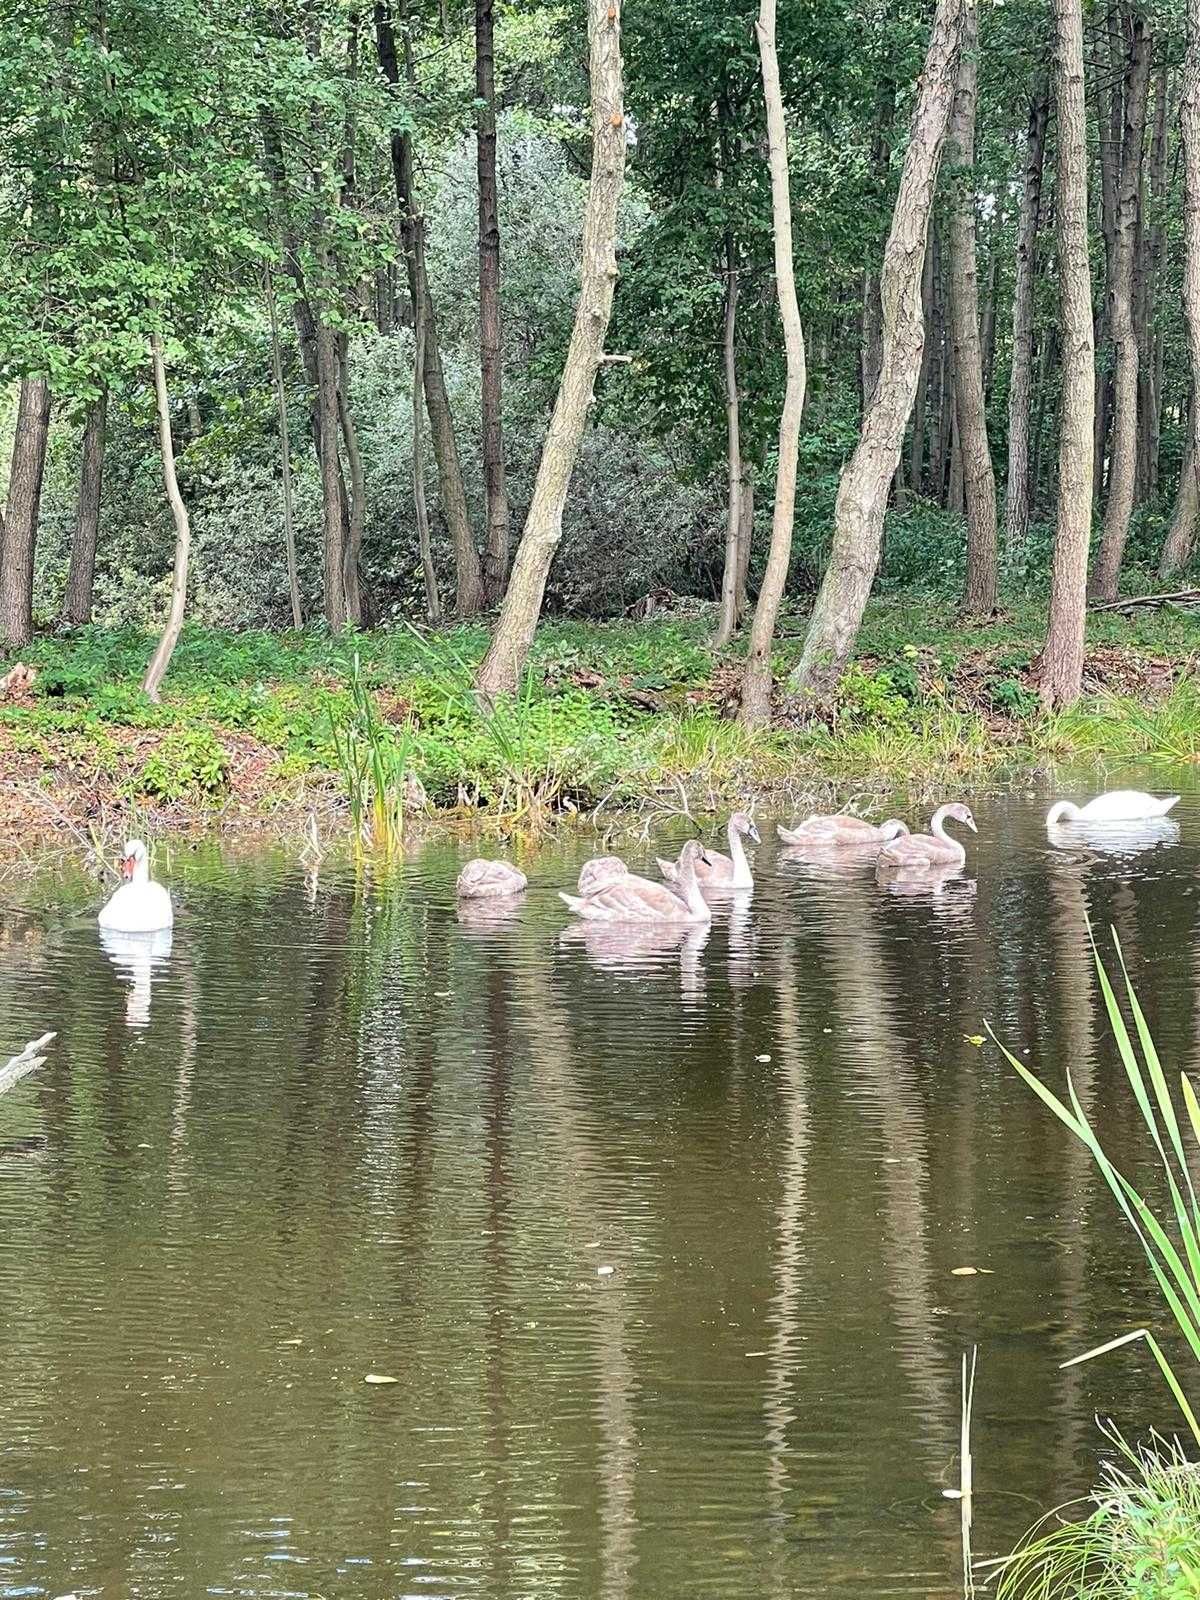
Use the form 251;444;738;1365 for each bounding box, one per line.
747;822;761;844
964;816;978;834
700;848;714;865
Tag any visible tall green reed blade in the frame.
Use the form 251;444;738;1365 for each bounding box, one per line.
989;927;1200;1451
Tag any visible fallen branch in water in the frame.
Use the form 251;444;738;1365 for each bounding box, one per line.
0;1033;56;1097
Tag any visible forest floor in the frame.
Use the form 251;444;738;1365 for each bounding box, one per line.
0;593;1198;849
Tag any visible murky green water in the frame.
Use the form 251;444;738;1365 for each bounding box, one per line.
1;775;1197;1597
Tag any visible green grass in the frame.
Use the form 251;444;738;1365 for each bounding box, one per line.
1;597;1198;828
995;1433;1200;1599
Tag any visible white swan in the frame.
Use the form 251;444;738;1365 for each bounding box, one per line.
561;840;712;924
1046;790;1180;825
98;841;174;933
577;855;630;896
877;803;977;872
658;812;760;889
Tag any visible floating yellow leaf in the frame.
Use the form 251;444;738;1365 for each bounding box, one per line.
963;1035;985;1048
364;1373;399;1385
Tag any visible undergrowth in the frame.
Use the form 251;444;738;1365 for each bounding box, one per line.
0;598;1197;825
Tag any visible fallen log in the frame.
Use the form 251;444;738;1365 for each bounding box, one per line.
0;1033;56;1097
1089;588;1200;615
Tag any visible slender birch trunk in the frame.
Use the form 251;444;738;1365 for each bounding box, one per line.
1035;0;1095;706
740;0;807;727
791;0;965;696
142;336;193;702
473;0;626;699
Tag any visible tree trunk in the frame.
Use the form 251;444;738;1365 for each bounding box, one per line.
931;239;953;501
712;236;744;651
1004;77;1049;550
1140;60;1170;498
476;0;509;603
1034;0;1095;707
142;336;193;702
1160;419;1198;574
735;473;753;621
265;272;302;628
1089;4;1151;601
740;0;808;727
376;1;484;617
413;275;442;623
948;408;964;514
62;390;107;627
947;0;998;616
909;236;935;495
0;377;51;649
1179;0;1200;578
791;0;964;697
1094;17;1121;500
315;320;348;629
472;0;626;699
337;382;365;627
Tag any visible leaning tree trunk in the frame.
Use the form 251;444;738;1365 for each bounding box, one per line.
1179;0;1200;578
740;0;807;727
1035;0;1095;707
909;237;935;495
1089;3;1151;601
473;0;626;700
476;0;509;603
0;377;51;648
62;390;107;627
712;233;744;651
1160;420;1198;574
142;335;194;702
1004;77;1049;550
791;0;964;697
947;0;998;616
376;1;484;617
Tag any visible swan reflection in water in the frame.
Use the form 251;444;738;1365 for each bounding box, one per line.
1046;816;1181;859
456;897;527;937
876;864;978;917
560;920;709;999
100;926;173;1029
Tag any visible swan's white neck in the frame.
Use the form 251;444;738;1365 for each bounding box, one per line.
1046;801;1080;825
726;822;753;888
678;860;712;919
128;856;150;887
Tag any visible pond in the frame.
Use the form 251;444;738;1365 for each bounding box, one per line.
0;775;1196;1598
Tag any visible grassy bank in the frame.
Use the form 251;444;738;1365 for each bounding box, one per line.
1;596;1198;842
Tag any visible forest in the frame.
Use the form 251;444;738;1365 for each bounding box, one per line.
4;0;1200;821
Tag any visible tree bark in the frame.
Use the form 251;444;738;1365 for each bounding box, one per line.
265;272;302;628
476;0;509;603
791;0;964;696
62;390;107;627
142;336;193;702
947;0;998;615
909;235;935;495
1035;0;1095;707
735;472;753;622
1094;13;1121;501
315;319;348;629
1160;418;1198;574
1139;60;1169;498
337;378;365;626
473;0;626;699
1179;0;1200;577
712;236;744;651
740;0;808;727
1089;3;1151;600
376;1;484;617
0;377;51;648
412;275;442;623
1004;77;1049;550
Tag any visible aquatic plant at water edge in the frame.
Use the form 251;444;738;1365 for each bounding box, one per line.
994;1431;1200;1600
328;654;411;855
992;934;1200;1447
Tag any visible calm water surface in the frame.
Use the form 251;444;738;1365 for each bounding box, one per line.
1;776;1198;1597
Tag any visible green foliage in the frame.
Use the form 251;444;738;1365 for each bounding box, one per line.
329;654;410;855
996;1434;1200;1600
132;727;228;802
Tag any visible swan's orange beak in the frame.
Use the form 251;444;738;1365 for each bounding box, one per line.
119;854;136;881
